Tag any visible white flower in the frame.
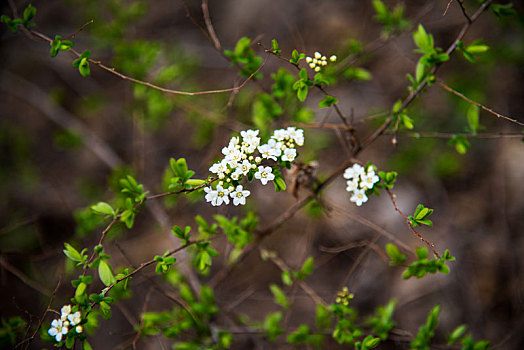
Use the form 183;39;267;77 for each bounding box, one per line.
330;55;337;62
360;169;379;190
258;143;277;161
237;160;252;176
67;311;82;326
267;139;283;158
282;148;297;162
286;127;304;146
214;185;230;206
225;149;243;168
61;305;71;318
350;189;368;206
309;62;316;69
204;185;230;206
240;129;259;143
230;185;250;206
230;170;241;181
343;164;365;180
314;51;322;59
48;319;68;342
315;66;321;72
255;166;275;185
209;160;227;175
204;186;217;205
306;56;312;63
75;325;83;333
272;129;289;141
228;136;240;148
346;179;359;192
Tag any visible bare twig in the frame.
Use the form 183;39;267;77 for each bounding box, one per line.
438;80;524;126
385;188;439;258
201;0;222;52
63;19;94;40
17;279;61;350
0;256;51;296
360;0;493;152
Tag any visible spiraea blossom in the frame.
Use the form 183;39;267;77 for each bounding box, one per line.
48;305;83;342
204;127;304;206
306;51;337;72
344;163;380;206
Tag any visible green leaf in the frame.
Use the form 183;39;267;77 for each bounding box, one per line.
491;3;516;17
448;134;470;154
270;284;289;309
385;243;406;265
297;84;308;102
90;202;116;217
281;270;293;286
319;95;338;108
466;104;480;135
271;39;281;54
98;259;116;286
415;247;428;260
299;68;308;81
413;24;433;53
100;301;112;320
78;58;90;77
63;243;83;262
23;4;36;23
299;257;314;278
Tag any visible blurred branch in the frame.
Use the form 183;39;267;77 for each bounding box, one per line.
19;25;267;96
391;131;523;139
260;248;328;307
444;0;471;23
385;188;439;258
359;0;493;152
201;0;222;52
17;279;61;350
0;72;124;169
0;256;51;297
438;80;524;126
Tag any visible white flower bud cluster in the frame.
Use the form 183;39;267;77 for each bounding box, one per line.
343;164;380;206
205;127;304;206
306;51;337;72
48;305;83;342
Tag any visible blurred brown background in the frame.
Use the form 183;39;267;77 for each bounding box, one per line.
1;0;523;348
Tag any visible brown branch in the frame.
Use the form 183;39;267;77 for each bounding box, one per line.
385;188;439;259
0;256;52;297
438;80;524;127
17;279;61;350
261;248;328;307
22;27;267;97
390;131;523;139
359;0;493;153
63;19;94;40
201;0;222;52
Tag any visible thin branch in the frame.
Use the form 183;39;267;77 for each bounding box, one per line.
201;0;222;52
63;19;94;40
261;248;328;307
385;188;439;259
359;0;493;152
0;256;51;296
438;80;524;126
17;279;62;350
389;131;523;139
22;27;268;97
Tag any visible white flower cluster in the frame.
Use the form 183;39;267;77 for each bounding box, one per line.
205;127;304;206
306;52;337;72
48;305;82;342
344;164;379;206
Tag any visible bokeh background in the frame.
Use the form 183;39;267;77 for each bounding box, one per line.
1;0;523;348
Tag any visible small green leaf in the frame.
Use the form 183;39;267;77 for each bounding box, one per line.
90;202;116;216
319;95;338;108
98;259;116;286
270;284;289;309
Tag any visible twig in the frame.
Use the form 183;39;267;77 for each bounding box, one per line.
22;27;267;97
0;256;51;296
17;279;62;350
389;131;523;139
201;0;222;52
359;0;493;153
385;188;440;259
335;234;380;300
261;248;328;307
63;19;94;40
131;286;154;350
438;80;524;126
